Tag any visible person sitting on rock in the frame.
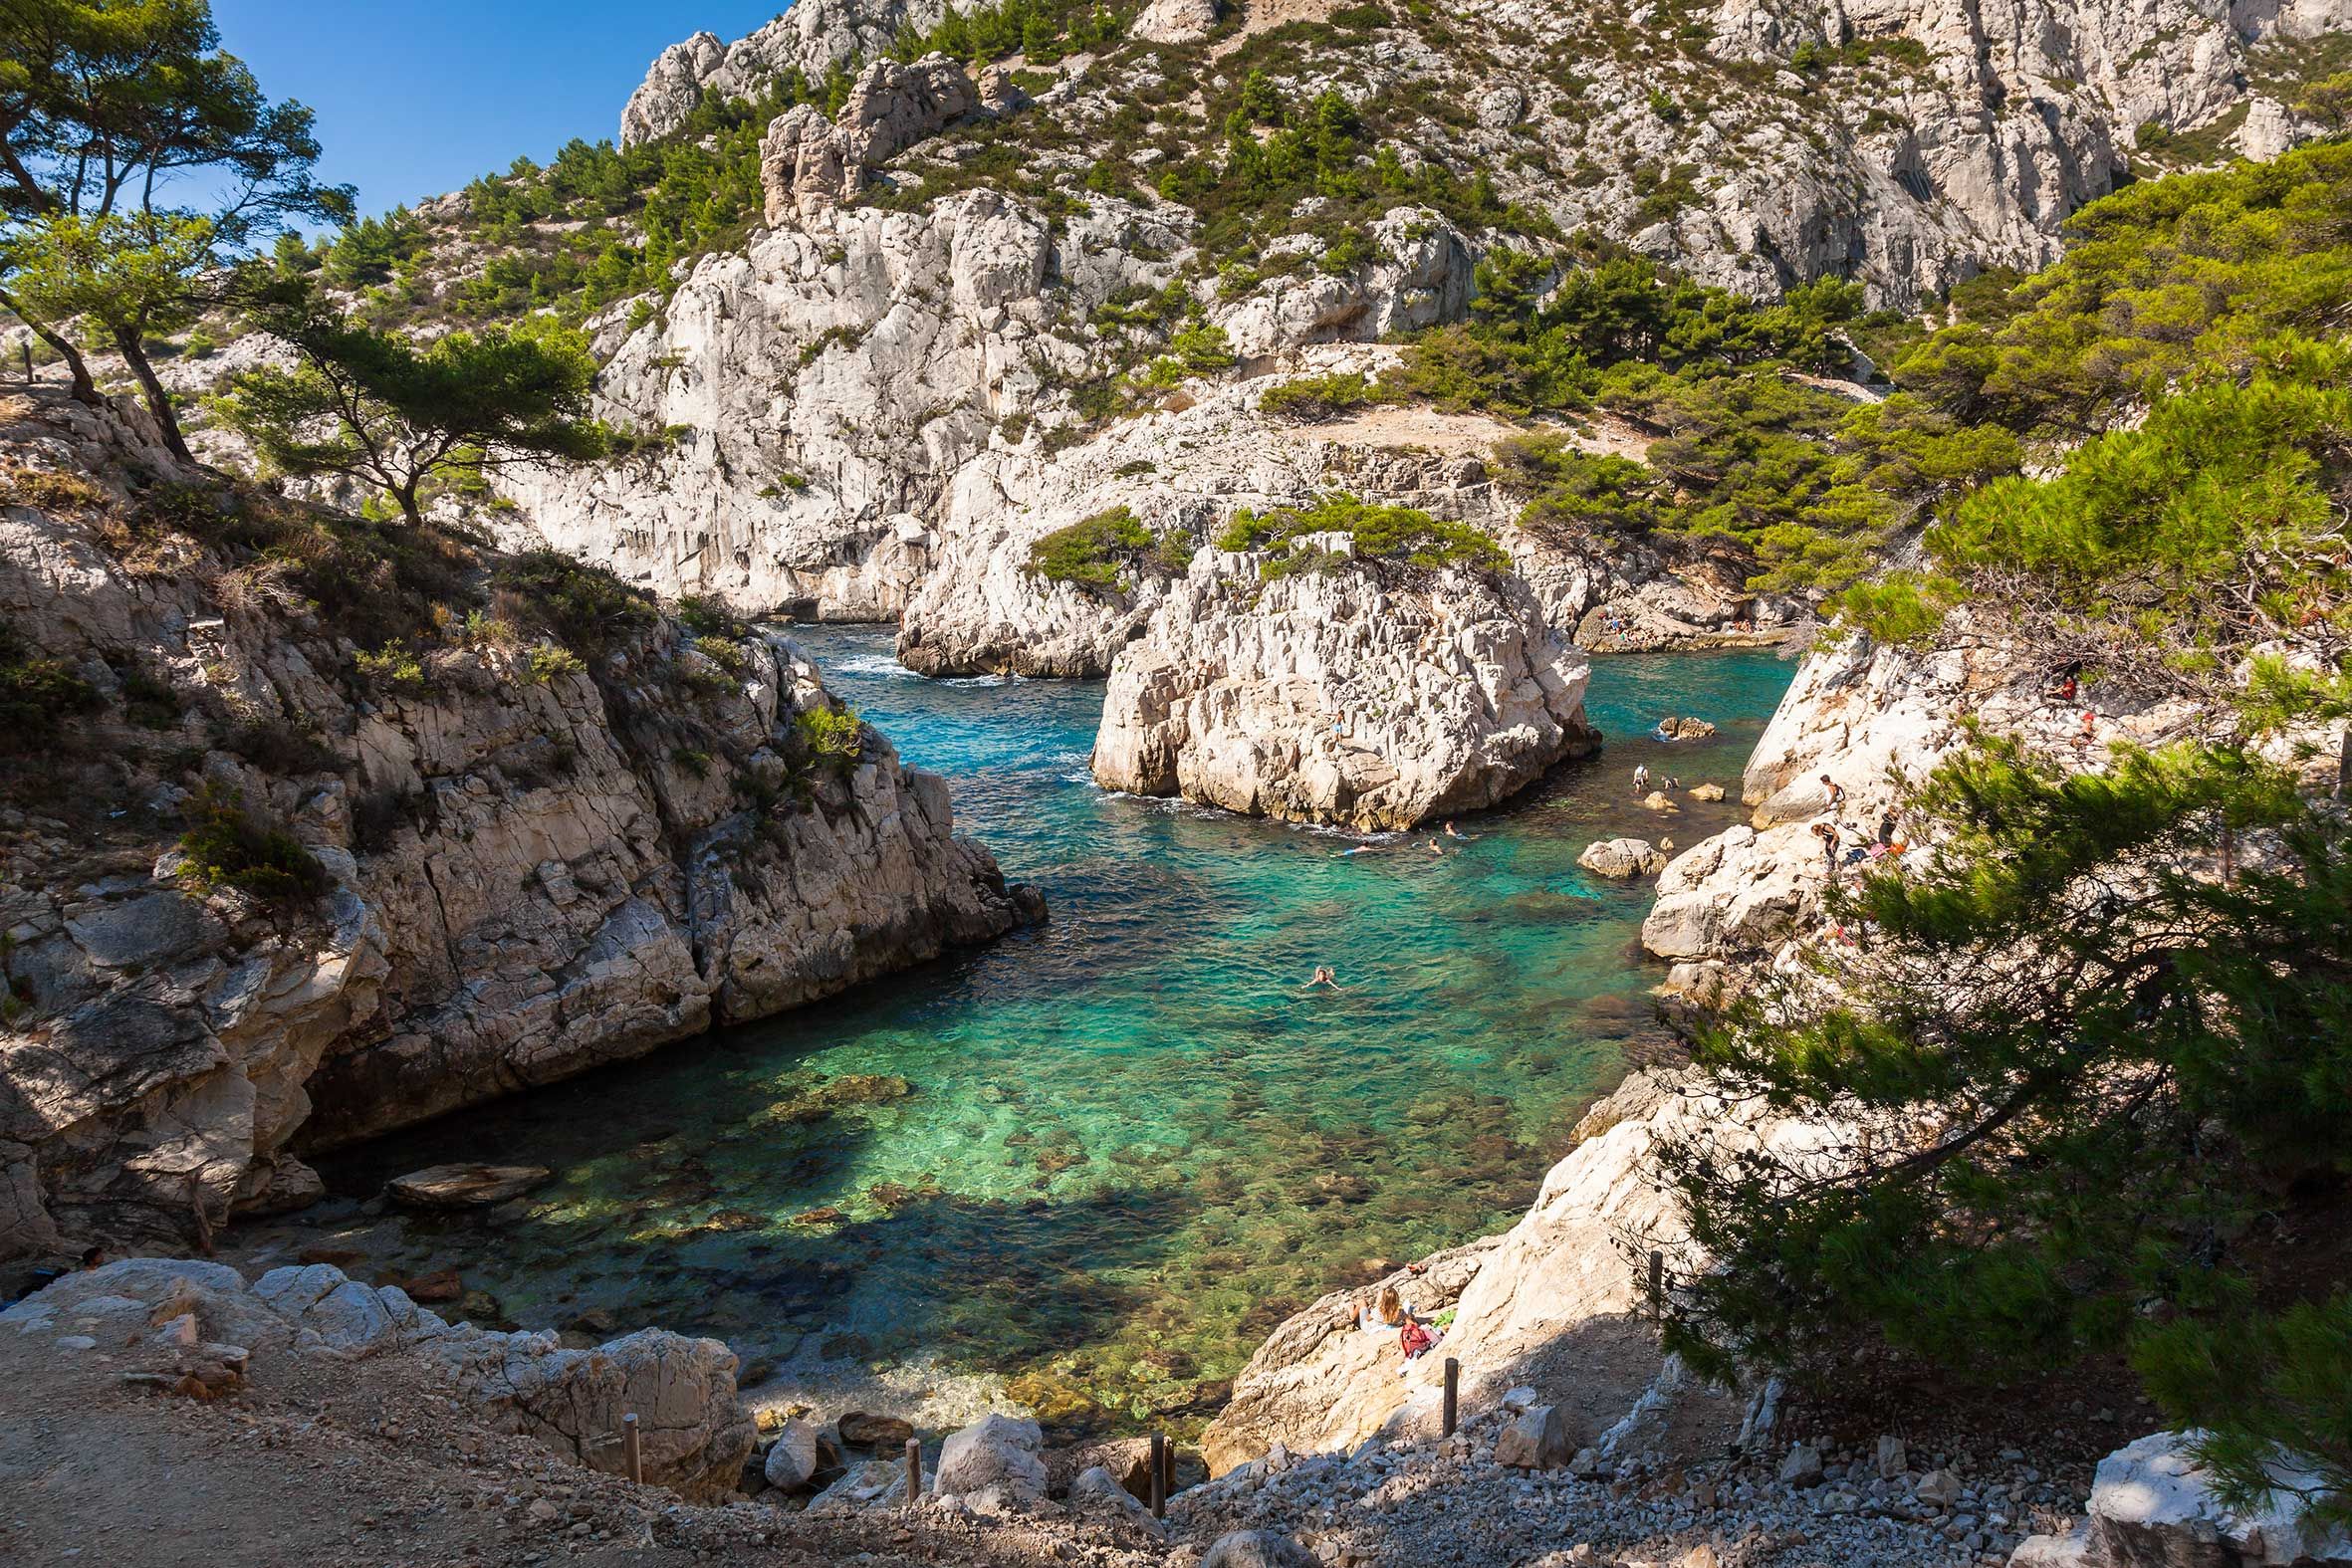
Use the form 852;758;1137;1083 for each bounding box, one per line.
1398;1315;1441;1372
1358;1284;1413;1334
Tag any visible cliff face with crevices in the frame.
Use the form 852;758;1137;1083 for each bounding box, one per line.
0;389;1035;1261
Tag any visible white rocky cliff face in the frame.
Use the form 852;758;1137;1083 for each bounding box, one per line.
1092;550;1594;829
618;0;954;148
0;391;1037;1260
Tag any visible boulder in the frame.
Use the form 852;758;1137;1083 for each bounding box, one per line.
252;1263;433;1356
1916;1467;1962;1507
1070;1463;1159;1525
1132;0;1220;44
1578;838;1665;879
1656;716;1718;740
1094;552;1593;830
1049;1436;1155;1500
1688;783;1727;801
1778;1443;1823;1486
933;1412;1047;1503
837;1411;916;1451
384;1164;553;1211
1641;790;1680;812
1875;1434;1908;1479
1494;1404;1576;1470
428;1325;757;1503
2078;1430;2352;1567
764;1417;823;1491
1202;1530;1314;1568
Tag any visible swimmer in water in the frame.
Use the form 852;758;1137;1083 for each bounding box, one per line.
1339;841;1385;856
1427;840;1446;855
1443;821;1477;841
1306;967;1342;990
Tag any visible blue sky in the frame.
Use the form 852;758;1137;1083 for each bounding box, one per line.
208;1;788;223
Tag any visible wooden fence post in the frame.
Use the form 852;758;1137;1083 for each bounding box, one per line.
621;1412;641;1484
1442;1357;1459;1438
1149;1432;1167;1519
905;1437;921;1505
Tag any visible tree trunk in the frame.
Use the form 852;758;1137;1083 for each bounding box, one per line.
0;287;101;404
112;325;194;465
394;480;424;529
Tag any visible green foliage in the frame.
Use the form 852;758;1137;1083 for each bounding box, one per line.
1928;347;2351;647
1828;573;1964;644
888;0;1122;66
796;706;864;769
216;279;610;526
2137;1293;2352;1530
491;551;658;657
0;0;353;448
525;644;586;684
176;783;331;905
1218;492;1508;579
353;642;426;691
1656;738;2351;1391
0;616;102;738
1259;370;1378;423
1891;142;2352;434
1026;507;1188;593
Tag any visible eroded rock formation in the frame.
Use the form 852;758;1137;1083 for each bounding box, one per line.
1092;550;1594;829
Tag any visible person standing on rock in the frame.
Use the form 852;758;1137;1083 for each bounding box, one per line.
1813;821;1841;875
1819;775;1846;813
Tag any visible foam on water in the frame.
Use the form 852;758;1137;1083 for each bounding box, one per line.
323;628;1796;1424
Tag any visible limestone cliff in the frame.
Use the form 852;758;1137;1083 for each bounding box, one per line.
525;0;2351;631
0;389;1035;1261
1091;547;1594;829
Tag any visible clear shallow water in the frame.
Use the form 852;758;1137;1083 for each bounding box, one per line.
323;630;1794;1429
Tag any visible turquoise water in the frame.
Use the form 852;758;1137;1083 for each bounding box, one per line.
323;630;1794;1429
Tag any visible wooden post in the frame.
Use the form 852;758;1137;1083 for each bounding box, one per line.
621;1412;642;1484
1162;1434;1176;1503
904;1437;921;1505
1149;1432;1167;1519
1649;1249;1665;1320
1442;1357;1459;1439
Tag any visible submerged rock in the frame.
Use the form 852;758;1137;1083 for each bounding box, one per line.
385;1165;553;1211
1092;550;1593;830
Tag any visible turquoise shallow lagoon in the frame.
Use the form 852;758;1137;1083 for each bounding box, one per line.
323;629;1795;1427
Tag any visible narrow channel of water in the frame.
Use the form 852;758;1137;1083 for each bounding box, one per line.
314;630;1795;1428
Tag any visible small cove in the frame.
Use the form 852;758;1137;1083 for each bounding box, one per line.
307;629;1797;1430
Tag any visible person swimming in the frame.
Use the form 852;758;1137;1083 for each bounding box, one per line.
1306;967;1342;990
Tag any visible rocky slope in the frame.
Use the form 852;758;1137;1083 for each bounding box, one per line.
0;388;1036;1261
487;0;2352;638
1091;547;1594;828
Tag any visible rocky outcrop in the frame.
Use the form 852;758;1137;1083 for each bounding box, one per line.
1092;549;1594;829
1201;1071;1846;1474
1638;624;2220;971
761;56;980;221
617;0;953;148
0;390;1033;1257
897;356;1515;677
2007;1430;2352;1568
2;1257;757;1499
1133;0;1222;45
1578;838;1667;879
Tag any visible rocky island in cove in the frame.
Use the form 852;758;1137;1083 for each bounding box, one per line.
4;2;2351;1566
